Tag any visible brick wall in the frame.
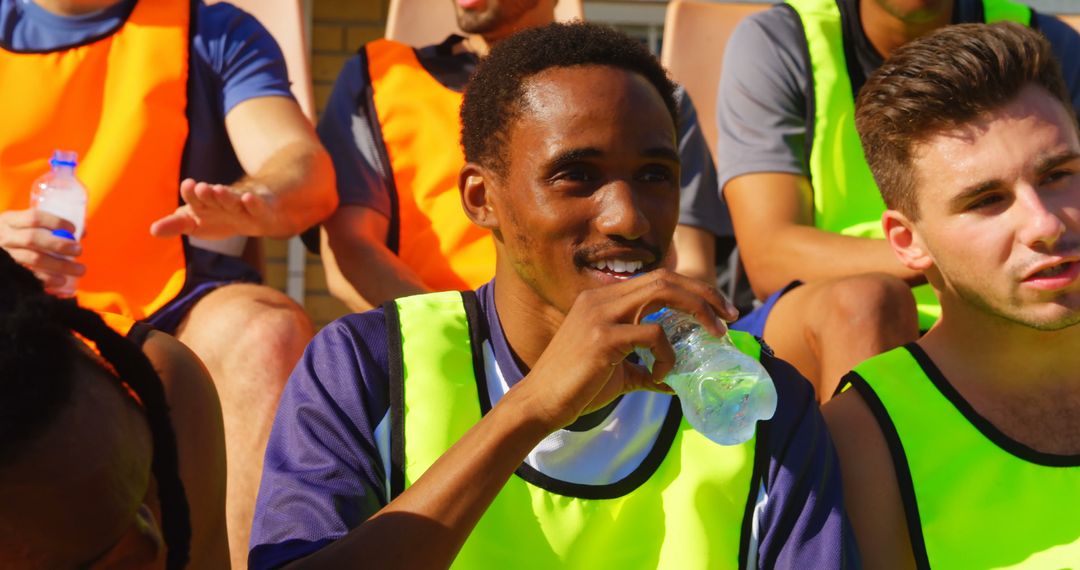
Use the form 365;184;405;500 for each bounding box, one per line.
264;0;390;328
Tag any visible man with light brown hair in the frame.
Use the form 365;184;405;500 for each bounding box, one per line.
827;21;1080;567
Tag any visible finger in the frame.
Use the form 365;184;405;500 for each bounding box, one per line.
1;208;76;233
181;181;211;210
240;191;273;220
36;271;69;291
602;323;676;390
150;208;198;238
0;227;82;257
206;184;245;214
9;247;86;276
606;270;734;337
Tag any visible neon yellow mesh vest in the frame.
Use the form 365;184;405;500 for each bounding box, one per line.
386;291;768;568
848;345;1080;568
785;0;1032;329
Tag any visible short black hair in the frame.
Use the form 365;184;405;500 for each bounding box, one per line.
0;250;190;569
461;21;679;174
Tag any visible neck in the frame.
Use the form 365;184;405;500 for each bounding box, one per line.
33;0;121;16
920;299;1080;396
491;274;565;374
859;0;953;59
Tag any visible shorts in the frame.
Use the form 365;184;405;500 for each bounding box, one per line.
142;244;262;334
729;280;802;338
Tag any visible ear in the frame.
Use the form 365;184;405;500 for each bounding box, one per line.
459;163;500;230
883;209;933;271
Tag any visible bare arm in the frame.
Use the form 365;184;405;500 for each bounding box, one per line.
151;96;337;240
320;205;428;312
672;224;717;284
285;271;736;568
725;172;924;299
823;389;915;569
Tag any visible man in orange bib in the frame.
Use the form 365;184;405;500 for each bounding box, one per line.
0;0;337;565
315;0;731;312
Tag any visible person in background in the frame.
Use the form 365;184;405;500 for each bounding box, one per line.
250;22;857;569
828;22;1080;566
716;0;1080;400
0;248;228;569
0;0;337;566
315;0;729;312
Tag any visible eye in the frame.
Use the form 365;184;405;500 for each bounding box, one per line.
636;164;675;184
965;192;1005;212
1040;168;1076;187
551;164;599;184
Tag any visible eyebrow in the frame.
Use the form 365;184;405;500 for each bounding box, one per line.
545;146;680;170
949;150;1080;209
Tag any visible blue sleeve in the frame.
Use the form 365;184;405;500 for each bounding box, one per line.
674;86;731;238
248;311;392;570
316;53;393;214
1038;12;1080;119
195;2;295;116
755;351;861;568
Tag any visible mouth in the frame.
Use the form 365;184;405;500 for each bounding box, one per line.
1021;257;1080;290
587;258;647;279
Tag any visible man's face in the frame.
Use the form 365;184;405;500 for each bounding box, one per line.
483;65;679;314
453;0;543;35
905;84;1080;330
0;354;162;568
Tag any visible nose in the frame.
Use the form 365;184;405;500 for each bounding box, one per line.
1015;185;1066;251
594;179;651;240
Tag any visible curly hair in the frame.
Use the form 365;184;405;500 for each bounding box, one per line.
461;21;679;175
0;250;190;569
855;22;1073;220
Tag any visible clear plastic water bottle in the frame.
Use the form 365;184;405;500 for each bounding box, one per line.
636;308;778;445
30;150;87;297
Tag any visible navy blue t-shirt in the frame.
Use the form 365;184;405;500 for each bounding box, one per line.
249;281;860;568
0;0;295;186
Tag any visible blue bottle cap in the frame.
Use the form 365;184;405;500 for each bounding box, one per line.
52;229;75;240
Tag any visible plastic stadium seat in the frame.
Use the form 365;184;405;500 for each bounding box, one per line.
208;0;315;121
660;0;766;163
386;0;584;47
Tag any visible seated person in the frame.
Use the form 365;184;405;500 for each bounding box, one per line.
0;249;228;568
316;0;729;312
0;0;337;562
717;0;1080;399
249;22;857;569
827;22;1080;566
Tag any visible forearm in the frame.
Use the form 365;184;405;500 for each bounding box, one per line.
286;387;552;569
672;224;717;284
321;219;429;312
740;224;925;298
237;140;337;238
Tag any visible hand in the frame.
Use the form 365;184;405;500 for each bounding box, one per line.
150;178;278;240
0;208;84;292
511;269;738;432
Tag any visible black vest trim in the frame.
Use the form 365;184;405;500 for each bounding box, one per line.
739;418;771;568
847;371;931;569
906;344;1080;467
383;298;407;500
509;398;685;500
359;44;401;254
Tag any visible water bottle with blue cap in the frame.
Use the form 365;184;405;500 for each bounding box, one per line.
30;150;87;297
636;308;778;445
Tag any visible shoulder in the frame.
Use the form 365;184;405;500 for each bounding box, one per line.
823;381;914;566
192;1;286;72
732;5;806;51
721;5;808;95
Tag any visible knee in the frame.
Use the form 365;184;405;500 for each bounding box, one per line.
823;273;918;333
186;284;314;369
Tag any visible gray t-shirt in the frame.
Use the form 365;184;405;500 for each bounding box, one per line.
318;35;732;242
716;0;1080;191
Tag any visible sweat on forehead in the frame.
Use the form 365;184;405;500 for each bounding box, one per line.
460;21;679;173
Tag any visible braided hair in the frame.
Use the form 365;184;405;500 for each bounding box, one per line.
0;249;191;569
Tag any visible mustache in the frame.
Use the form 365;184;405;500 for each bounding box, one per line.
572;238;662;267
1017;238;1080;272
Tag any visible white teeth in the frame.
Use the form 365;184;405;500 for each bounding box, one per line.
589;259;645;274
